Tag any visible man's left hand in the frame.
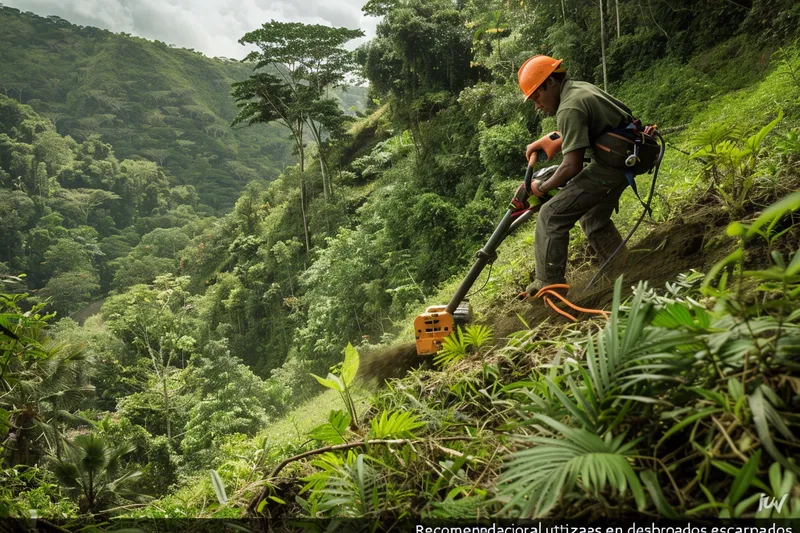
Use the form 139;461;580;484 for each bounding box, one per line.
530;179;546;198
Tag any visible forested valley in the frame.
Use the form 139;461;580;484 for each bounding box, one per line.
1;0;799;526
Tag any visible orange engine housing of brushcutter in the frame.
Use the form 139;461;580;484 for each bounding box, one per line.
526;131;563;165
414;306;455;356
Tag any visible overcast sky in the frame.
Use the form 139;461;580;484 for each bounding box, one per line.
4;0;379;59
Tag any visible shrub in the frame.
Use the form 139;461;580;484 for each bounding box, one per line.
606;29;668;81
478;122;529;180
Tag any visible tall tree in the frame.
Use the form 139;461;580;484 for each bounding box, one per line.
55;188;120;225
358;0;472;153
600;0;608;91
103;275;199;441
232;21;363;251
232;74;312;251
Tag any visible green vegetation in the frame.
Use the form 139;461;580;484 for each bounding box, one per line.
0;7;300;211
1;0;799;525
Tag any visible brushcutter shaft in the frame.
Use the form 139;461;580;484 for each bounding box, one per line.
445;165;559;315
445;210;513;315
415;165;558;356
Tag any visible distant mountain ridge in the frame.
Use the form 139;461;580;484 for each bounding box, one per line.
0;6;367;211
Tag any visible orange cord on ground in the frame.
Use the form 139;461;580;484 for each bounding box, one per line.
521;283;610;322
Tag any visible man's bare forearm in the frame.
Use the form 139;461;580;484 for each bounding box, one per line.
539;150;584;193
540;165;578;192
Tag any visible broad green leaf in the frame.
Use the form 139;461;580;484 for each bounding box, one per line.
658;407;724;444
309;410;351;444
745;109;783;154
726;221;746;236
748;389;800;476
652;302;704;330
713;459;770;493
445;485;471;500
703;249;743;290
727;379;744;401
690;387;728;408
210;469;229;505
616;395;666;404
768;462;783;495
745;191;800;240
341;343;359;387
311;373;343;392
734;493;763;517
786;248;800;276
686;502;727;515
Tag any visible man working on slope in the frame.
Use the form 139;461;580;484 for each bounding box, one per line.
519;55;637;297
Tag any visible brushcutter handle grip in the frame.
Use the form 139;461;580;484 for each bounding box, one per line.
524;164;533;195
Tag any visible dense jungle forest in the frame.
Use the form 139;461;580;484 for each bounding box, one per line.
1;0;799;527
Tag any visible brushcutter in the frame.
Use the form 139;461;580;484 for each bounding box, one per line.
413;164;559;356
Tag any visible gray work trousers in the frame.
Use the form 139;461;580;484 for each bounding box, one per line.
534;165;627;284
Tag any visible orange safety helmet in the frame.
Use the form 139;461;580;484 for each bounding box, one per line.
518;55;564;101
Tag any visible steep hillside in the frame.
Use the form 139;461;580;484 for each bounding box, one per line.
144;10;800;523
1;0;799;526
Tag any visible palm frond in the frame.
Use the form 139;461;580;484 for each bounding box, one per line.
499;415;645;517
463;324;493;349
318;453;384;516
435;327;469;367
41;385;95;409
369;409;425;439
554;278;693;432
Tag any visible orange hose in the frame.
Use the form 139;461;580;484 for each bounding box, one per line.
543;296;577;322
534;284;570;298
519;283;609;321
541;288;610;318
534;284;609;321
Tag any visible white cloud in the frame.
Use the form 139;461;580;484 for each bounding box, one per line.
4;0;378;59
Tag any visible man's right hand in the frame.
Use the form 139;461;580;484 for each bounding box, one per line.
530;179;546;198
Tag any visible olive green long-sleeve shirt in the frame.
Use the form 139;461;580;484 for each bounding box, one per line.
556;79;633;186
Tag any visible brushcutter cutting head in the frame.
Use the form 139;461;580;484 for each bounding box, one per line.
414;306;454;356
414;302;471;356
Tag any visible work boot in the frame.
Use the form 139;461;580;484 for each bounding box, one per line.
525;279;568;298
